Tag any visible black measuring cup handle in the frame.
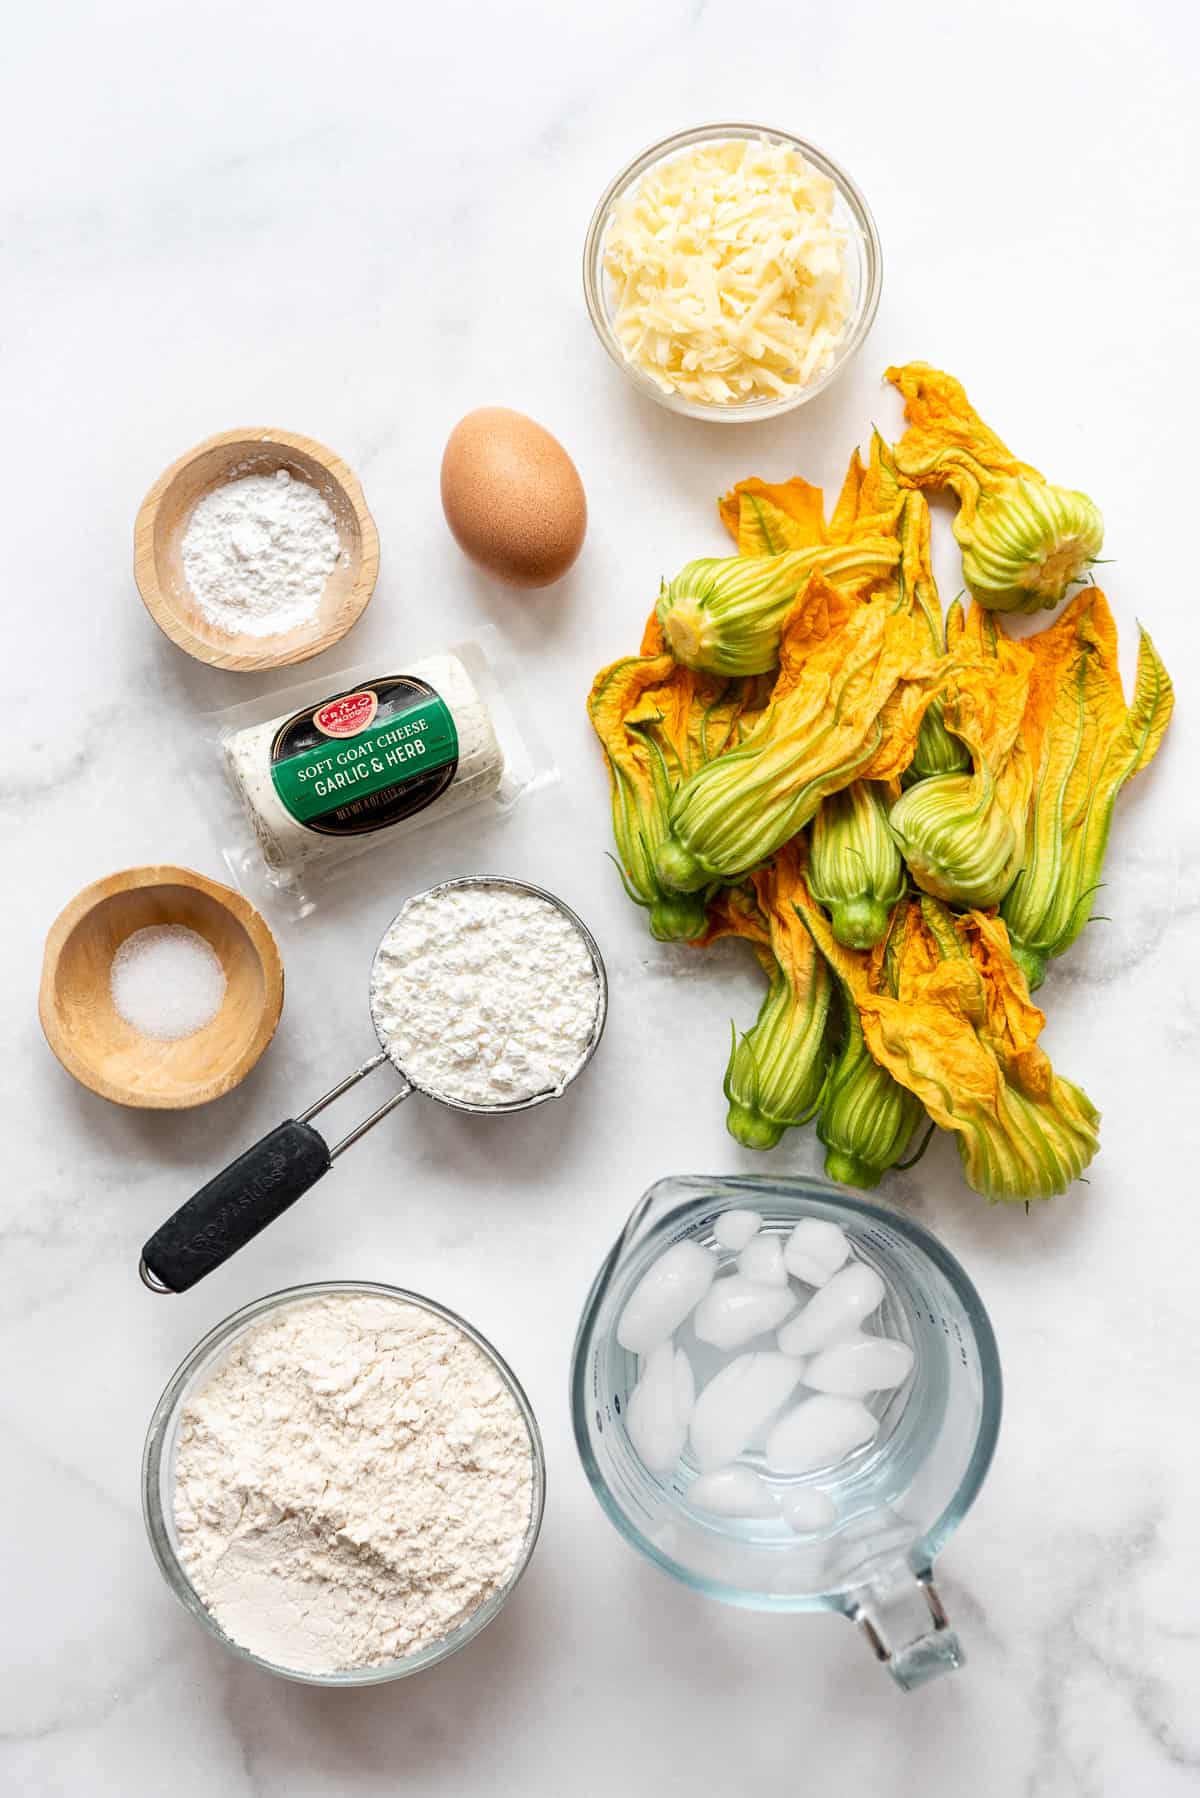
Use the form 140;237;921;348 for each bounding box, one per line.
140;1121;332;1293
139;1054;413;1293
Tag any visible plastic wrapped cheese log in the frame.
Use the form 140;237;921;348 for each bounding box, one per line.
218;648;518;911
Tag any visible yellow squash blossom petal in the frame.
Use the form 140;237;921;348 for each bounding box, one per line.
1000;588;1174;987
827;431;909;546
705;842;834;1150
718;476;829;556
842;450;969;776
721;441;957;713
889;603;1034;906
795;886;1100;1201
811;883;928;1187
657;539;900;677
699;882;771;957
887;362;1103;613
588;645;765;940
817;997;927;1190
891;484;970;777
849;492;976;786
827;447;868;544
656;580;949;893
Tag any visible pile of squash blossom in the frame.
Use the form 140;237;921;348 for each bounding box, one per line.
589;364;1174;1202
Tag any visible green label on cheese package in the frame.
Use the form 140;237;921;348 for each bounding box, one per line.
270;676;459;836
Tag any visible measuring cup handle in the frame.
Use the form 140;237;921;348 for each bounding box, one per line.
139;1121;332;1293
853;1574;964;1690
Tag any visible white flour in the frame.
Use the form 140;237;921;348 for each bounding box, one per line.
182;469;341;636
173;1293;534;1675
370;883;600;1107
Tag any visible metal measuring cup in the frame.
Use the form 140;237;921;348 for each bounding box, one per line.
140;876;608;1293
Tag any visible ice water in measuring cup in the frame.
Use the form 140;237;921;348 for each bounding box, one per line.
635;1217;918;1541
572;1176;1001;1683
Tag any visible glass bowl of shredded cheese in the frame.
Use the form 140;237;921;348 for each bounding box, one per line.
584;123;881;421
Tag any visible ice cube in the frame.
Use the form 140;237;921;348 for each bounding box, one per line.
688;1465;777;1519
805;1333;913;1397
766;1395;879;1474
737;1233;787;1287
674;1346;696;1424
627;1343;693;1471
617;1241;717;1354
777;1263;885;1356
779;1487;837;1534
714;1209;761;1252
693;1274;797;1351
782;1218;852;1286
746;1376;806;1455
689;1351;804;1471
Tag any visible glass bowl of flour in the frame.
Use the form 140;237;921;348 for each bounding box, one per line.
143;1281;545;1684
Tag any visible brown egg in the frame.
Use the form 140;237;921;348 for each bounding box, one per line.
440;407;587;588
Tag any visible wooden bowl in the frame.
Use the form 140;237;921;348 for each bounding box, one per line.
39;866;285;1110
133;428;380;672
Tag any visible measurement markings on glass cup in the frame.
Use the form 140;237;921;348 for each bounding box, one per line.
952;1318;969;1368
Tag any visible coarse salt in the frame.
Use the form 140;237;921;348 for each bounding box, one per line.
109;925;227;1041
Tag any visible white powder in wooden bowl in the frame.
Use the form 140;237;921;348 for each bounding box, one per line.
110;926;227;1041
182;469;342;637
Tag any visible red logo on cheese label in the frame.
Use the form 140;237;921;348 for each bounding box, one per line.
313;690;378;738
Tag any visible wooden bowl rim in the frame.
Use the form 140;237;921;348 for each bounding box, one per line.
133;426;381;673
38;863;285;1110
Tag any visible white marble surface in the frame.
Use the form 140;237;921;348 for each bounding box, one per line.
4;0;1199;1791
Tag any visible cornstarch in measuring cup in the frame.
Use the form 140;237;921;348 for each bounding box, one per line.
370;884;600;1107
182;469;341;637
110;925;226;1041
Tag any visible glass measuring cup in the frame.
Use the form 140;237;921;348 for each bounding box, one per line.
140;876;607;1293
570;1175;1001;1690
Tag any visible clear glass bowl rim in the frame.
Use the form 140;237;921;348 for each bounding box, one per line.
582;121;883;423
143;1278;547;1686
569;1174;1002;1613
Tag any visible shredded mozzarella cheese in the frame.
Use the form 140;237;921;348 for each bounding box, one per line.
603;138;852;405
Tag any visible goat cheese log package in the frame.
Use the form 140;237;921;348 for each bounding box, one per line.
209;633;553;917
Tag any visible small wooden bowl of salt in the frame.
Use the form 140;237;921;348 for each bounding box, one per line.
39;866;284;1109
134;427;380;673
